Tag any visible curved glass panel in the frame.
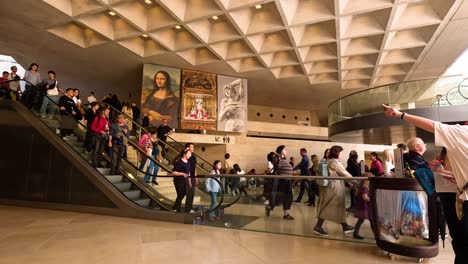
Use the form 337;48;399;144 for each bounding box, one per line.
447;87;468;105
328;76;464;125
458;78;468;99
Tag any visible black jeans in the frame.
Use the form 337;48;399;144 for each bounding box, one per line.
110;143;125;175
185;177;196;212
347;185;356;209
22;85;35;109
84;129;94;152
92;134;106;168
354;218;374;236
308;180;319;205
33;88;44;111
439;193;468;264
295;179;309;202
172;178;195;213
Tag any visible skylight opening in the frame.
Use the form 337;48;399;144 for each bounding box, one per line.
443;48;468;77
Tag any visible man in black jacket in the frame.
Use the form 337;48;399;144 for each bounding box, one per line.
185;143;197;213
293;148;312;205
157;119;172;158
131;103;140;135
58;88;81;138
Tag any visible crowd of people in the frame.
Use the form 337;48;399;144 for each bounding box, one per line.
0;63;171;189
2;64;467;263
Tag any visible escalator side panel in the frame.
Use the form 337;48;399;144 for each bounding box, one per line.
0;107;116;208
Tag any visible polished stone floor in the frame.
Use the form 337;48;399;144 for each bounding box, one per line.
0;205;454;264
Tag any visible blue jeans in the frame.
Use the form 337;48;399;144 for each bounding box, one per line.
40;95;58;118
209;191;218;217
144;156;160;182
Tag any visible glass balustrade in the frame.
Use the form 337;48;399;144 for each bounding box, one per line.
328;75;465;125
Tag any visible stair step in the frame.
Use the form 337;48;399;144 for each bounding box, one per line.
124;190;141;200
105;175;123;183
134;199;151;207
114;182;132;192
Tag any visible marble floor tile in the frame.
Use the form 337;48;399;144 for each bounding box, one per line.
0;205;455;264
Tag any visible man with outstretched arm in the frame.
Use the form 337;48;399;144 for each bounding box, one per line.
383;104;468;264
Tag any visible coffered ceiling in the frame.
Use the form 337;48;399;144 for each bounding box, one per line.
42;0;460;89
2;0;468;126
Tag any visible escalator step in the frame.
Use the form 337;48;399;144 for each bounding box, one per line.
97;168;110;174
134;199;151;207
114;182;132;191
123;190;141;200
73;146;85;153
105;175;123;183
67;140;82;147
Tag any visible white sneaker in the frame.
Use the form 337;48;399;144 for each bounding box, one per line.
264;200;269;205
189;210;196;213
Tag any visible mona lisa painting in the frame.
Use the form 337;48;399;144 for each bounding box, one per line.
181;69;217;130
140;64;181;128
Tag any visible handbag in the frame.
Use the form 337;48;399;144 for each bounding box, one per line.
316;162;329;187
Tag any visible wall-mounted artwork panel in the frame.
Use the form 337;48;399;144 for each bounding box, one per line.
181;69;217;130
141;64;181;128
217;75;248;132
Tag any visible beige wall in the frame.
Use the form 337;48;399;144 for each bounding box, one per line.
170;133;392;175
248;105;321;127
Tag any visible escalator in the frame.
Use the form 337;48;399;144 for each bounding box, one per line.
85;101;240;209
0;79;238;222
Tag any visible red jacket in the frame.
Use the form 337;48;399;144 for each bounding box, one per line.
91;115;109;134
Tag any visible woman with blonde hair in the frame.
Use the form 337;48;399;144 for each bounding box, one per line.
382;149;395;177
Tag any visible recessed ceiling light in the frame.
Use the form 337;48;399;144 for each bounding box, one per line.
144;0;152;4
142;34;148;38
108;11;116;16
255;4;262;9
175;25;181;30
212;15;218;20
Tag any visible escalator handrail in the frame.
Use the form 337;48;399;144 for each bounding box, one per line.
85;101;214;172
